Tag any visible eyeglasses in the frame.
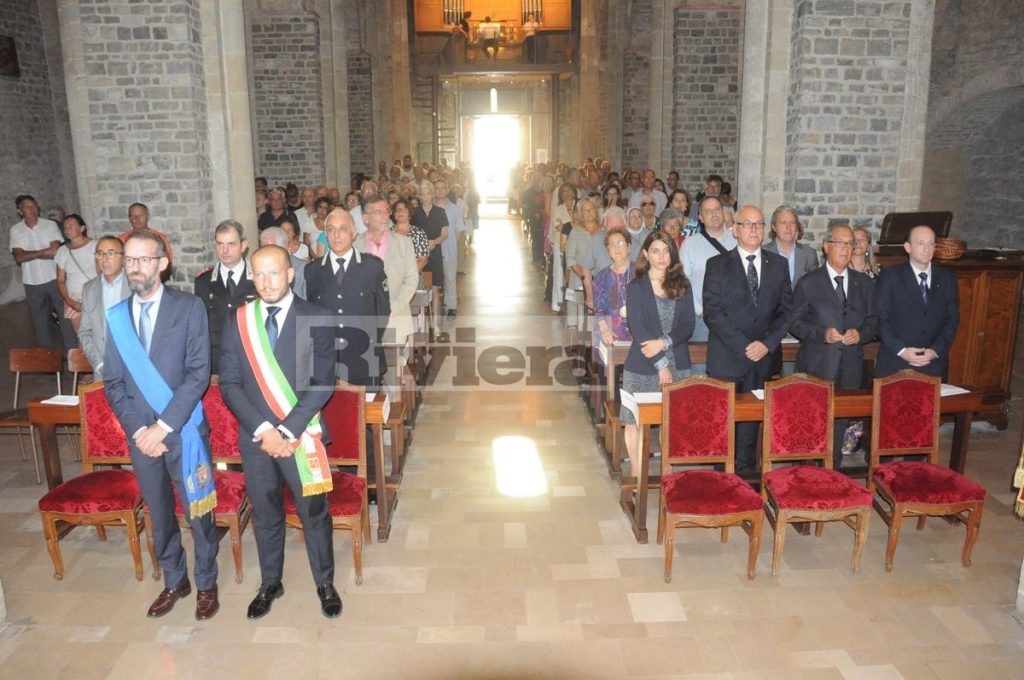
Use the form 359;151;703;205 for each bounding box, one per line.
95;249;123;258
827;240;854;249
641;202;655;207
608;241;629;249
736;220;765;230
123;255;163;267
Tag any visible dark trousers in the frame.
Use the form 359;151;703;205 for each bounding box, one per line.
726;366;769;472
132;445;219;590
241;443;334;588
24;280;77;349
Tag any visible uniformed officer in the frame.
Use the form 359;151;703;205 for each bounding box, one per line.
194;219;258;373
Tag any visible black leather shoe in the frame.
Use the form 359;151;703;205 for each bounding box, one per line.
317;583;342;618
246;582;284;620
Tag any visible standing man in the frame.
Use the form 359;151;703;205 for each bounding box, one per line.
703;205;793;473
257;186;295;232
679;196;738;349
690;174;724;224
295;186;318;244
77;235;130;376
626;169;668;216
118;202;174;268
219;245;341;619
103;231;219;620
435;177;465;318
194;219;257;373
304;209;390;387
791;224;878;467
259;226;307;299
875;225;959;379
9;194;74;349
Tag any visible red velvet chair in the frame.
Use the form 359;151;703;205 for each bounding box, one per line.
38;381;156;581
869;370;986;571
283;381;369;584
141;381;253;583
761;374;872;576
657;376;764;582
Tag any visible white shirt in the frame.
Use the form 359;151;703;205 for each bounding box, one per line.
101;272;126;311
910;262;933;291
737;246;763;286
131;284;171;435
55;240;98;298
9;218;62;285
825;262;849;296
295;207;317;236
348;205;367;235
330;248;354;275
680;228;738;317
219;260;246;288
252;291;299;440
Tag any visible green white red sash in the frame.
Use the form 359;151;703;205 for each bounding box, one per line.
237;300;333;495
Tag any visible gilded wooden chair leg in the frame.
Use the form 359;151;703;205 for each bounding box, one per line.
663;520;675;583
95;525;107;541
720;526;729;543
814;521;824;537
362;498;372;543
850;509;870;573
771;510;787;577
126;516;144;581
961;504;983;567
656;497;665;545
747;512;763;580
352;526;363;585
228;517;243;584
41;514;64;580
884;504;905;572
916;516;927;531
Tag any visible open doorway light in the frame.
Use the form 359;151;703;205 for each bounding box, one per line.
472;115;521;200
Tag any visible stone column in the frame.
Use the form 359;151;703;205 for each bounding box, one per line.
323;0;351;187
895;0;934;211
577;0;602;158
201;0;256;243
647;0;674;175
385;0;414;162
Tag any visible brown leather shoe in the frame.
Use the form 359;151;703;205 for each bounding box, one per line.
195;586;219;621
146;581;191;618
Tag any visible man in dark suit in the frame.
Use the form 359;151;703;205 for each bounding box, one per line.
875;225;959;379
103;230;219;620
77;235;130;377
219;245;341;619
194;219;257;373
791;224;878;466
304;208;390;387
703;205;794;472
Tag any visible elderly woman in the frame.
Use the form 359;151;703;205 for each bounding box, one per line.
392;198;430;272
592;229;634;362
624;207;649;264
621;232;695;474
763;205;818;286
549;182;578;313
850;226;881;279
657;208;686;251
565;196;610;309
639;195;658;230
55;213;96;335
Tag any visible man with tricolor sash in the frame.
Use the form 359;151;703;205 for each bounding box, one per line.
219;245;342;619
103;230;220;620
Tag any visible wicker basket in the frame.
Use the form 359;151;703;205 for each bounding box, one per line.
934;238;967;260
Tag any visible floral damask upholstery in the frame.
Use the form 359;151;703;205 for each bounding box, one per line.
202;385;241;460
874;461;987;505
284;471;364;516
767;382;829;457
765;466;872;510
663;470;762;515
86;388;129;458
877;379;936;450
667;384;730;459
38;469;140;514
172;469;247;515
322;388;363;462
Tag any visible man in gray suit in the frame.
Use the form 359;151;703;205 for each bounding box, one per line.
259;226;307;299
763;205;819;287
77;235;130;376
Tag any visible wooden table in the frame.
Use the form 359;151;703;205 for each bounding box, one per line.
620;389;984;543
28;400;79;491
365;392;399;542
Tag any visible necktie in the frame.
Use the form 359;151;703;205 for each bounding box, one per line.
265;306;280;351
225;270;236;296
746;254;759;306
138;301;154;354
919;272;928;303
335;256;346;285
834;275;847;307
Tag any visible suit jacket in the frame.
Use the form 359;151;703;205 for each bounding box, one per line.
218;295;336;445
103;286;211;447
790;265;878;387
354;231;419;343
763;240;819;286
304;248;391;385
875;261;959;379
703;248;794;381
194;264;258;373
78;273;130;376
289;254;307;299
623;275;695;374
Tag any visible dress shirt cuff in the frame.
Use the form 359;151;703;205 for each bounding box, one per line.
253;421;274;438
277;425;296;442
132;426;146;440
897;347;908;358
653;356;670;371
156;419;173;434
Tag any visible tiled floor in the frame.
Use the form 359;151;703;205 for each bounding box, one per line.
1;206;1022;679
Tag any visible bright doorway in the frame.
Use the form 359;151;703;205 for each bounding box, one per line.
469;115;523;201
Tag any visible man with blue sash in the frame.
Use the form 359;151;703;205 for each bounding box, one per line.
103;230;220;620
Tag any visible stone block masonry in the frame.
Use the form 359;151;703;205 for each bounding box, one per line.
620;51;650;173
251;15;325;188
784;0;912;242
346;51;374;179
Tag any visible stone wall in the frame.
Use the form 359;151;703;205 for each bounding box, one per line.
671;7;742;190
250;14;325;187
346;51;374;179
783;0;912;242
620;0;651;173
0;0;74;304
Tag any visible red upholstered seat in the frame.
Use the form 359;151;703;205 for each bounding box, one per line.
667;384;731;458
663;469;763;515
202;385;242;460
170;469;247;514
284;471;365;517
873;461;986;505
765;466;872;510
38;469;140;514
322;389;363;462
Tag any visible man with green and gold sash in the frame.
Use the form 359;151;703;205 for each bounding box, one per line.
219;245;341;619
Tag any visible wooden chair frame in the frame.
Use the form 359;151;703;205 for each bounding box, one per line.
39;381;157;581
657;375;763;581
761;373;871;576
1;348;63;484
869;370;984;572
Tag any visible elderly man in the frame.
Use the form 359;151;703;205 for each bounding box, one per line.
78;235;130;376
295;186;318;243
703;205;793;473
791;224;878;467
626;168;668;216
118;203;174;268
355;195;418;346
690;174;724;224
347;179;380;236
680;196;737;348
194;220;257;373
875;225;959;379
434;177;465;318
257;186;295;232
259;226;307;299
764;205;819;287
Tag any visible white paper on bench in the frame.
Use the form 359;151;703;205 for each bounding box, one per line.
619;389;661;424
41;395;79;406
